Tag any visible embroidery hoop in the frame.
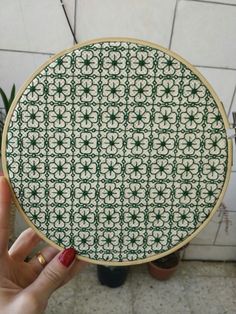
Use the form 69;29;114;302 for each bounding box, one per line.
2;37;233;266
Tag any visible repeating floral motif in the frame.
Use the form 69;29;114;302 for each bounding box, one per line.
156;79;179;103
48;105;72;128
5;41;229;263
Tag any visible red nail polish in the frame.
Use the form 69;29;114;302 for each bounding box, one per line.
58;248;76;267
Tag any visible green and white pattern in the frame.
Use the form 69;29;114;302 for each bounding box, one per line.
5;40;229;263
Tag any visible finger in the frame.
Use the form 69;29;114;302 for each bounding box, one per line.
27;248;76;301
28;246;59;275
0;177;12;256
9;228;42;261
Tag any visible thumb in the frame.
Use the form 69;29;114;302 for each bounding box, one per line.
27;248;76;300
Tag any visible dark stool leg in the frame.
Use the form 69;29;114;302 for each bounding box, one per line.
97;266;129;288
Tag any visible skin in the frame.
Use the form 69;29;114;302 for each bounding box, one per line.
0;176;87;314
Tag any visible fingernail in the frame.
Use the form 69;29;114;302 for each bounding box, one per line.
58;248;76;267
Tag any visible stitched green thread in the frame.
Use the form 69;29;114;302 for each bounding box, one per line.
6;41;228;262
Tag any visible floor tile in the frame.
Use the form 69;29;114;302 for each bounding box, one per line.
183;276;236;314
64;0;76;33
191;210;222;245
46;278;77;314
131;263;148;274
131;271;192;314
76;0;176;47
178;261;236;277
190;0;236;4
171;0;236;68
222;172;236;211
229;84;236;123
228;85;236;124
0;51;49;107
44;262;236;314
215;211;236;245
228;88;236;170
184;244;236;260
230;141;236;172
74;271;133;314
196;67;236;115
79;262;97;274
0;0;74;53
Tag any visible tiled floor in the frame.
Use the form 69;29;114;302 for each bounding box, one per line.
46;261;236;314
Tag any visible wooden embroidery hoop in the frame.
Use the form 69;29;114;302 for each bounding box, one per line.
1;37;233;266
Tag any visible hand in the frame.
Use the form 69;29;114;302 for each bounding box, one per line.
0;176;87;314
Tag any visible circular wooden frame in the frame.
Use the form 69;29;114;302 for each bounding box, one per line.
1;37;233;266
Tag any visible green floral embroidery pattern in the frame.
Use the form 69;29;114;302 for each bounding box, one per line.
5;41;229;263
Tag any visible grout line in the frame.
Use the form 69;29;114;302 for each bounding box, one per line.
195;64;236;71
182;258;236;262
189;243;236;247
182;258;236;264
74;0;77;43
60;0;78;44
213;219;222;245
213;204;225;244
186;0;236;7
181;259;236;263
227;85;236;117
0;48;53;56
130;269;135;314
168;0;179;49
